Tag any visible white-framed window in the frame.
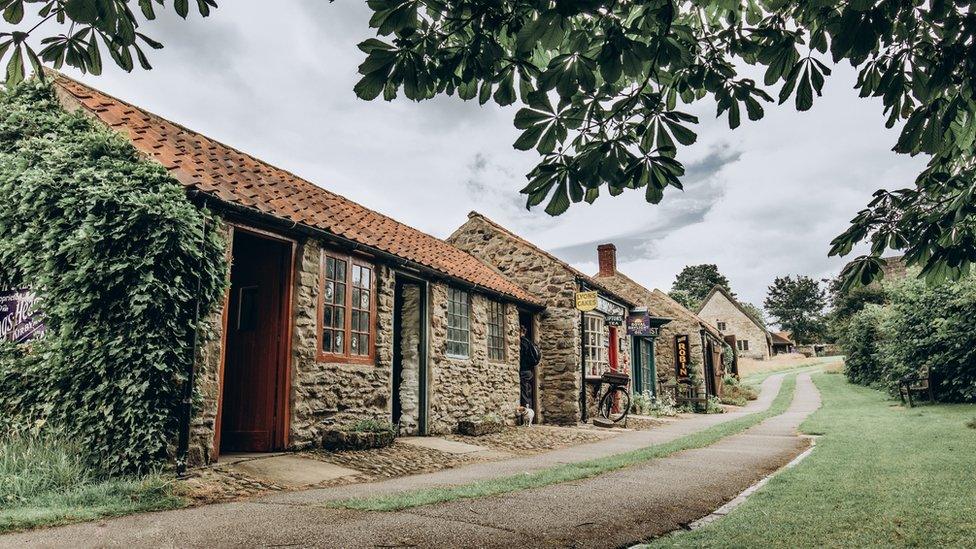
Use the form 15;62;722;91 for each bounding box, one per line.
584;314;608;377
717;321;727;331
737;339;750;351
446;287;470;358
487;300;506;361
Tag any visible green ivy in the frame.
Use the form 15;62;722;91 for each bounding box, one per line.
0;80;227;475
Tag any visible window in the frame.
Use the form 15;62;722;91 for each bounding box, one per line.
319;251;374;362
584;314;607;377
717;321;727;331
487;300;506;361
737;340;750;351
446;288;470;358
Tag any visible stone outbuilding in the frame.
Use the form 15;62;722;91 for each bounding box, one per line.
697;285;771;360
770;331;796;355
51;74;543;465
591;244;728;398
448;213;635;425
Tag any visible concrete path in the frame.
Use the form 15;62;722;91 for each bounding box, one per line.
3;373;820;548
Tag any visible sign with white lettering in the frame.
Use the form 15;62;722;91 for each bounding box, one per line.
0;289;45;344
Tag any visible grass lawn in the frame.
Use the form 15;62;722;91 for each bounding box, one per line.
0;433;186;533
649;372;976;547
740;355;843;387
328;375;798;512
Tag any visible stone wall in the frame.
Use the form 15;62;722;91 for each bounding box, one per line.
699;291;769;360
397;284;422;435
427;282;521;433
188;221;233;467
288;238;395;448
448;216;583;425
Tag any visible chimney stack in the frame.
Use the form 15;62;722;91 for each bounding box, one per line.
597;243;617;276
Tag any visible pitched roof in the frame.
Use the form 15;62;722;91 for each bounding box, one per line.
697;284;769;336
771;331;794;345
49;72;539;307
593;270;723;341
456;212;636;307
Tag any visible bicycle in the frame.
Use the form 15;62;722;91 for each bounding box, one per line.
598;371;631;423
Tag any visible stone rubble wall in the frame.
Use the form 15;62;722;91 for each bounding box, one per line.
427;282;521;434
288;238;395;449
699;291;769;360
397;284;422;435
447;216;583;425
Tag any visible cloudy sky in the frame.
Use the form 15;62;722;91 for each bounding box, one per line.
25;2;924;309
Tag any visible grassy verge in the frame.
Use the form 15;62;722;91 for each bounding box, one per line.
648;372;976;547
740;356;841;387
328;375;798;512
0;432;186;533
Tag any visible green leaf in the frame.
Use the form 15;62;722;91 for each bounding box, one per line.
6;44;24;87
175;0;189;18
513;124;545;151
545;182;571;216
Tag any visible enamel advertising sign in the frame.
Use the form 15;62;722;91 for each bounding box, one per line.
0;289;45;344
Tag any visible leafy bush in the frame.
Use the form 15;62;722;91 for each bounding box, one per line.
721;374;758;406
703;396;725;414
345;419;395;433
841;275;976;402
0;81;227;475
631;390;678;417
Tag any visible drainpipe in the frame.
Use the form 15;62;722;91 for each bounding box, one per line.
176;203;208;477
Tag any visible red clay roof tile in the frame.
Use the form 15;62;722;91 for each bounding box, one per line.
52;73;539;306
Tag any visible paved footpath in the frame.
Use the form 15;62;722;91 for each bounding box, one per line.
4;374;821;548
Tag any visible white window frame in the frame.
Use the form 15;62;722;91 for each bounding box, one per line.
584;314;608;378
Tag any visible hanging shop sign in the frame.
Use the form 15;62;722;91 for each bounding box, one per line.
0;289;45;344
595;295;625;317
674;334;690;380
575;291;598;312
605;313;624;327
626;311;658;337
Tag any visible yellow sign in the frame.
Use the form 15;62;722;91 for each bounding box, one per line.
575;291;598;312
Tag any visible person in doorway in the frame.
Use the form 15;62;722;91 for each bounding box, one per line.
519;325;541;411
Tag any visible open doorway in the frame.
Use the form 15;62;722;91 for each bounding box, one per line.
218;229;292;454
518;310;539;419
392;277;428;435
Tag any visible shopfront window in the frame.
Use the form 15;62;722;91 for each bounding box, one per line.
584;314;608;377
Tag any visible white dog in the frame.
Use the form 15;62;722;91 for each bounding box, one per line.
516;406;535;426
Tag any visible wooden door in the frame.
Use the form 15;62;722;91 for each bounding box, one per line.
220;231;290;453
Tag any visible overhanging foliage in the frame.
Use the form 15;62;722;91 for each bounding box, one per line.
0;80;227;475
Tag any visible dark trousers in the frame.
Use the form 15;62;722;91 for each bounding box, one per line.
519;369;534;407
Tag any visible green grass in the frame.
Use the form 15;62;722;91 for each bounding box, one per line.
648;372;976;548
327;375;798;512
0;432;185;533
740;356;841;387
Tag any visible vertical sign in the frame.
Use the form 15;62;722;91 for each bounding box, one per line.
0;289;45;344
674;334;690;380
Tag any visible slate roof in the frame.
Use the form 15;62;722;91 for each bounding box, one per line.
50;72;540;306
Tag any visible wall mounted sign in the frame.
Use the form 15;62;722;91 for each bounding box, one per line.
595;295;625;317
674;334;690;380
575;291;598;312
0;289;45;344
605;313;624;327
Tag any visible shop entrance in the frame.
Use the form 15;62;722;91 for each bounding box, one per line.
219;229;292;454
632;337;655;396
518;310;539;416
393;277;428;435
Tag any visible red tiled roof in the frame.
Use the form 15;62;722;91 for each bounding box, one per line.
50;73;539;306
771;331;794;345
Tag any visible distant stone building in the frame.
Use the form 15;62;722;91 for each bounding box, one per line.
591;244;727;398
697;285;771;360
51;73;542;466
770;331;795;355
448;213;634;425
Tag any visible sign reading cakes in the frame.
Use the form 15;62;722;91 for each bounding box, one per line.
674;334;690;379
575;291;598;311
0;289;45;344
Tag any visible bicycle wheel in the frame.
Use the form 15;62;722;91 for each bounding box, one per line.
599;387;631;423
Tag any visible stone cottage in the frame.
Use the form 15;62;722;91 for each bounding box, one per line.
697;285;771;360
591;244;727;398
770;331;795;355
447;213;635;425
50;73;543;465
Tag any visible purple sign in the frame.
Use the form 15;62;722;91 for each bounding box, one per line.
0;289;45;344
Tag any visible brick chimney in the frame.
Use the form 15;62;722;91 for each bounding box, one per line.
597;243;617;276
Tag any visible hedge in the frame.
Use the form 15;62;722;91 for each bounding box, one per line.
841;275;976;403
0;80;227;475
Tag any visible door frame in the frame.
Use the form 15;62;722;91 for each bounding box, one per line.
631;337;656;397
213;223;296;458
391;271;430;435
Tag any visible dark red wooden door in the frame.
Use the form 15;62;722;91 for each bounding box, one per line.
221;231;290;453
